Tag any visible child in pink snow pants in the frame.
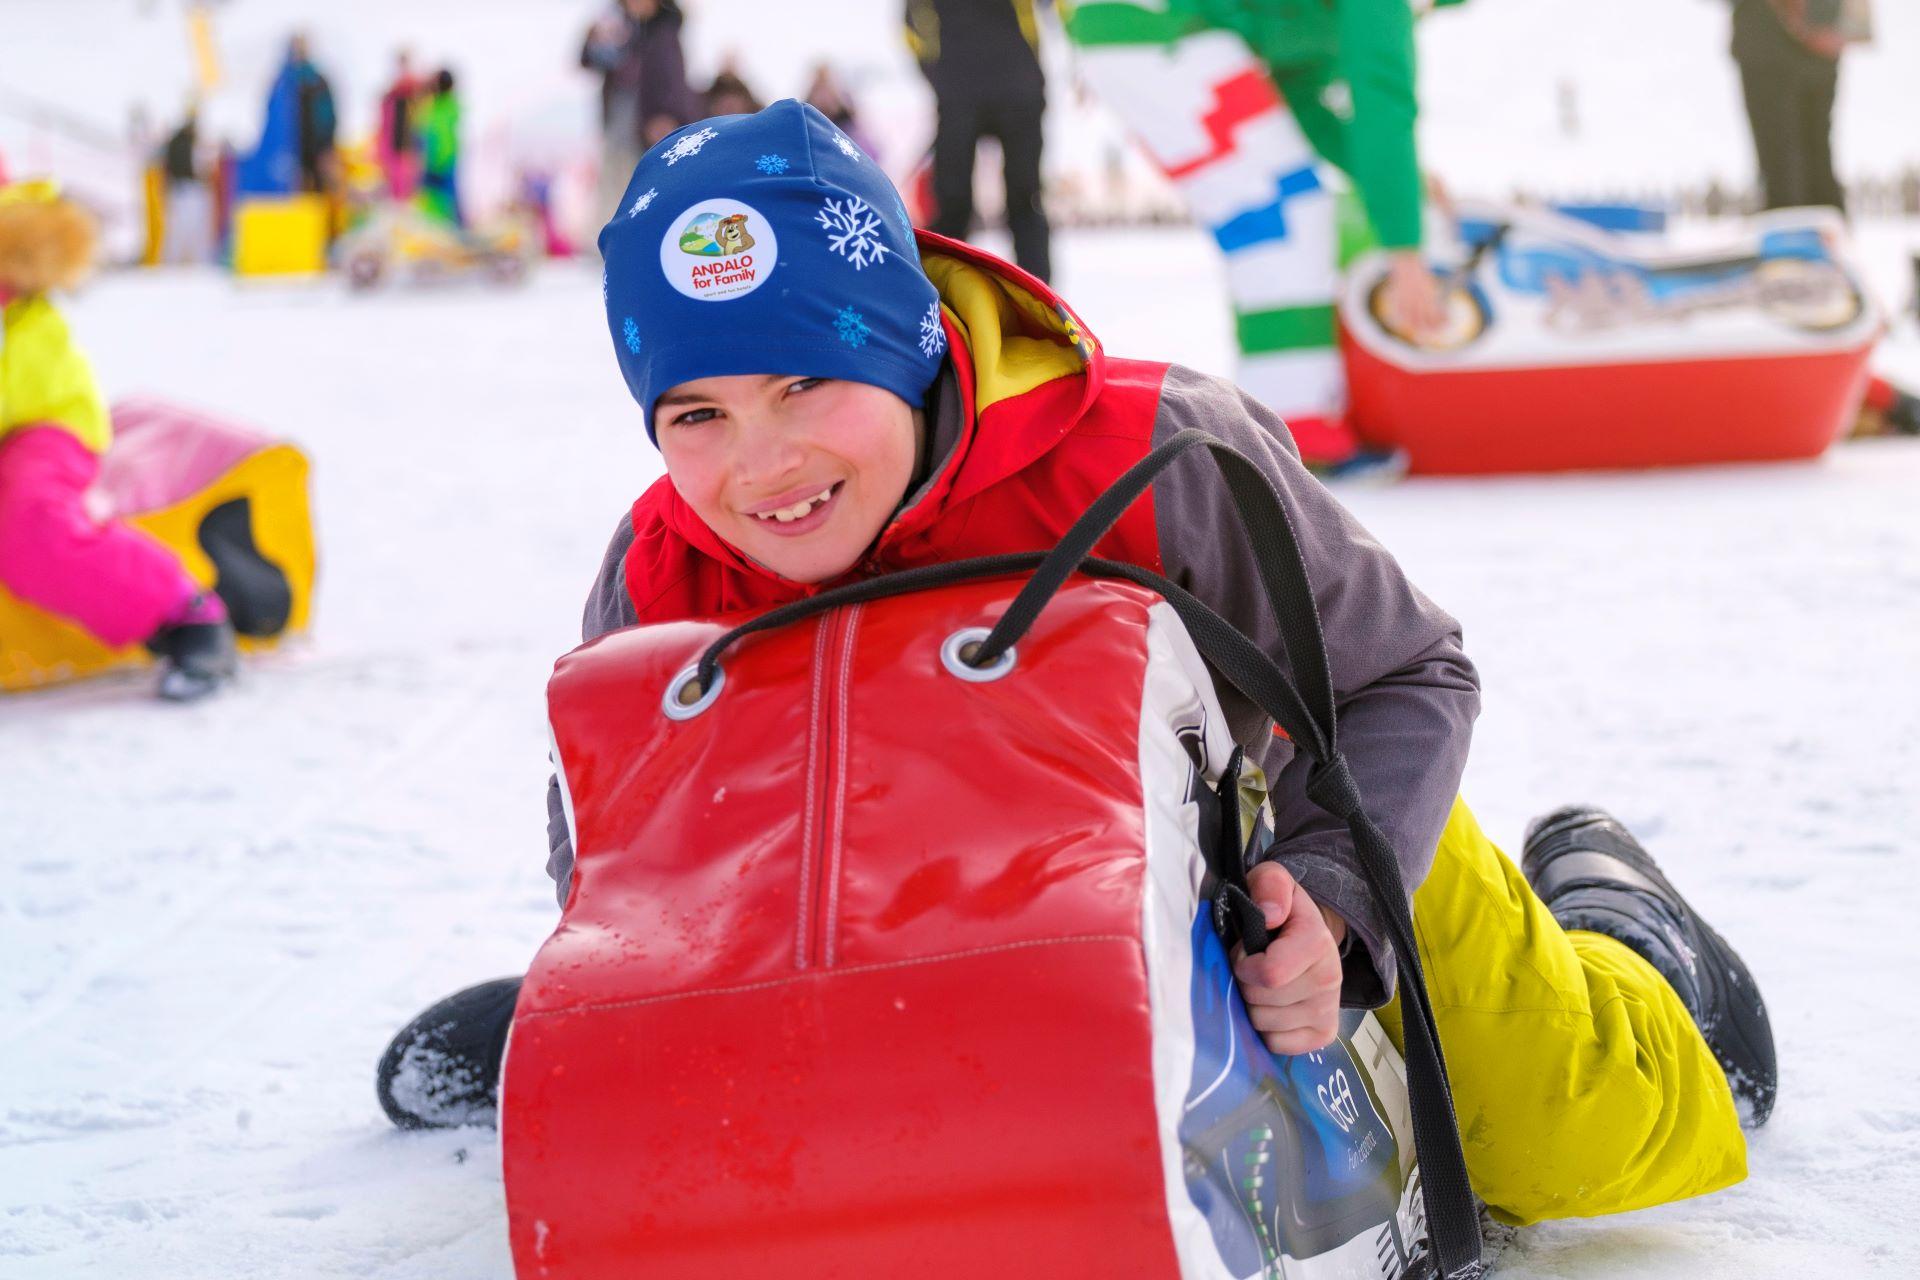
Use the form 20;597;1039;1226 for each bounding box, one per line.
0;426;211;644
0;178;236;699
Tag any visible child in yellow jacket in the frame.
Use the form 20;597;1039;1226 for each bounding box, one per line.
0;179;236;699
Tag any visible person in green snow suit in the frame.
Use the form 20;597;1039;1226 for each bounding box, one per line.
1064;0;1458;466
416;68;463;227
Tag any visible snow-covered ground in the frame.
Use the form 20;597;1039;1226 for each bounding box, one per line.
4;219;1919;1277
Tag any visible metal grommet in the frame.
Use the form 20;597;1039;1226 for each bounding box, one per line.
662;663;725;720
941;627;1016;683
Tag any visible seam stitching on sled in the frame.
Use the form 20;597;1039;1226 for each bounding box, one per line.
824;605;861;967
796;615;832;969
520;934;1139;1019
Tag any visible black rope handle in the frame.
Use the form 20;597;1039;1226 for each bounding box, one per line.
692;553;1044;690
1199;746;1274;956
967;431;1337;749
693;432;1334;750
688;550;1326;757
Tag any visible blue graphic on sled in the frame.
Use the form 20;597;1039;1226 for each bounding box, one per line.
1546;202;1667;235
1179;911;1405;1275
1455;214;1839;305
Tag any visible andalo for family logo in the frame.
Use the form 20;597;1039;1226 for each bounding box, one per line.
660;198;777;301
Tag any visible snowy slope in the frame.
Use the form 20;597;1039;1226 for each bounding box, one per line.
4;0;1920;1273
3;226;1919;1277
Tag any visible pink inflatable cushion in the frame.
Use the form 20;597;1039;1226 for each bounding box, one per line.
94;399;276;519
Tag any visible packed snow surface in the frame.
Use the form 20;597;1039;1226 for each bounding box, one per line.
4;224;1919;1277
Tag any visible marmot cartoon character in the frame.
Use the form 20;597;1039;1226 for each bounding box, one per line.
714;213;754;254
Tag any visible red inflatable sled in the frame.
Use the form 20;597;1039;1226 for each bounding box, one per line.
1340;202;1880;475
504;438;1481;1280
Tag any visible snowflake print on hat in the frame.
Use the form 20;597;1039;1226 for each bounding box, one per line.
754;154;789;175
834;307;871;348
917;301;947;359
628;187;658;217
831;131;861;160
662;127;718;166
816;195;892;270
623;317;642;354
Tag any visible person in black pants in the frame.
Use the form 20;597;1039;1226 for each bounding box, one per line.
1730;0;1858;213
285;35;338;198
907;0;1052;283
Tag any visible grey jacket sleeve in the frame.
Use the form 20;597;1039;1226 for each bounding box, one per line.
546;512;642;907
1151;365;1481;1006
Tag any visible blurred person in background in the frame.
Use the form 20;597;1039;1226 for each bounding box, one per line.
1726;3;1917;440
416;68;465;227
159;103;213;264
377;50;425;202
906;0;1053;283
234;33;335;213
703;52;762;117
581;0;697;225
805;62;872;150
1062;0;1456;477
1731;0;1872;213
286;34;339;197
0;181;236;700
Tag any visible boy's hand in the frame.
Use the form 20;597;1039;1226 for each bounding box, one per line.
1232;861;1346;1056
1379;251;1449;342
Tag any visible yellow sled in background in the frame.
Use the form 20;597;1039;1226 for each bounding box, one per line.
337;204;537;289
0;399;315;692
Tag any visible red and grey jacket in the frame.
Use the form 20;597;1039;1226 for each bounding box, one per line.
546;232;1479;1007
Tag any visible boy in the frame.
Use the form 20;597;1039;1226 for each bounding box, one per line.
380;102;1773;1231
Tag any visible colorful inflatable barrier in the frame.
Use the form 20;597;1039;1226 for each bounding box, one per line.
1340;202;1880;475
0;399;314;692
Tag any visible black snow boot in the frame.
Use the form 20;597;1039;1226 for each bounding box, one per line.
377;977;521;1131
1886;386;1920;436
1521;806;1777;1127
145;594;238;702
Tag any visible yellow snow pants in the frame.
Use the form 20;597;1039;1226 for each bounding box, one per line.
1375;800;1749;1226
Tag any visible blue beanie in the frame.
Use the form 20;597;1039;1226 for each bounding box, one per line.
599;100;947;441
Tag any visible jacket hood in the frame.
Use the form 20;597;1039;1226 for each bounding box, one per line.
650;230;1106;590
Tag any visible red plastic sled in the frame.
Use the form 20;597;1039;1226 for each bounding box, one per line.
505;570;1435;1278
508;580;1183;1277
1340;203;1880;475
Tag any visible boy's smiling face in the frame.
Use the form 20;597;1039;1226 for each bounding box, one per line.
654;374;920;584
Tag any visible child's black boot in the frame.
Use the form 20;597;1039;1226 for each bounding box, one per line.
1522;805;1777;1126
376;976;521;1131
145;592;238;702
